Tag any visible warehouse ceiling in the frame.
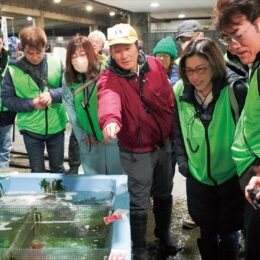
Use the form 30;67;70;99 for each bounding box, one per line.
95;0;215;19
0;0;216;35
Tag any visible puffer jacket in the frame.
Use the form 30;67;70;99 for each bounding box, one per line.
98;52;174;153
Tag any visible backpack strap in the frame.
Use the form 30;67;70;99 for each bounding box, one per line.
72;78;96;96
72;78;99;141
228;81;240;123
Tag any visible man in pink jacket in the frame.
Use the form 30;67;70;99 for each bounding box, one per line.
98;23;180;259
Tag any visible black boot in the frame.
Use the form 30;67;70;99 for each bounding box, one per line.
219;245;239;260
197;239;218;260
153;196;181;257
66;166;79;174
130;213;148;260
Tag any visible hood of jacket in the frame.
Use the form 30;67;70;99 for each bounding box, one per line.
107;51;150;79
226;51;249;74
226;61;248;85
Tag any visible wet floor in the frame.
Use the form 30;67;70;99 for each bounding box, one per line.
146;172;201;260
2;124;246;260
6;124;75;172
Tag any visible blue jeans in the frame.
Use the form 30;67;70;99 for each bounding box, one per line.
22;131;65;173
200;229;240;250
0;124;12;168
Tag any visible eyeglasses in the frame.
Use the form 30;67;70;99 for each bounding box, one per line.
184;65;210;76
218;24;252;46
218;34;244;46
156;54;171;61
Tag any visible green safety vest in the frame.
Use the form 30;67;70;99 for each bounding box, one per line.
71;80;103;141
0;55;9;112
9;55;67;135
70;61;107;141
174;81;237;185
232;68;260;175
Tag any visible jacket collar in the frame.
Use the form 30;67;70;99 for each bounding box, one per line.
107;51;150;79
180;75;226;105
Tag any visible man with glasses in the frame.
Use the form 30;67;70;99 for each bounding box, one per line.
215;1;260;259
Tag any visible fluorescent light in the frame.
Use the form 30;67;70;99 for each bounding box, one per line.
109;11;116;16
86;5;93;12
178;13;186;18
150;2;159;8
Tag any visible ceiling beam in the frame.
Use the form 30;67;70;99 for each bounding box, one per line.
0;4;40;16
0;4;103;26
44;11;94;25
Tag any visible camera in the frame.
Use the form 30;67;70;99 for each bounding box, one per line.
249;188;260;210
200;112;212;121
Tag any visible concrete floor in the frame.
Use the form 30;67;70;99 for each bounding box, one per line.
8;124;78;173
4;124;201;259
3;124;245;260
146;171;201;260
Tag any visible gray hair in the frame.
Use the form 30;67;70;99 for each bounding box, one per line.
88;30;106;46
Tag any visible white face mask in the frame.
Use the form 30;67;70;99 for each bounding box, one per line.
181;41;191;51
72;56;89;73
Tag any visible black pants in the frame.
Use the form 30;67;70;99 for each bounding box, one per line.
244;203;260;260
239;159;260;260
68;130;81;168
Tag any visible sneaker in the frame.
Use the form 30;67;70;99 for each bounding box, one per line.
182;214;198;230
